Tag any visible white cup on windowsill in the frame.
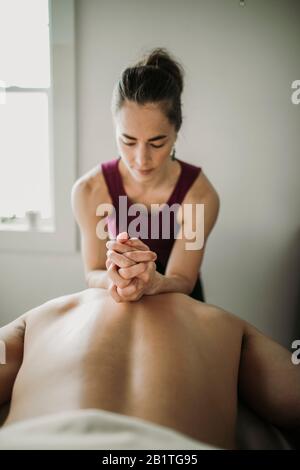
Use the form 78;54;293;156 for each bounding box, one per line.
25;210;41;231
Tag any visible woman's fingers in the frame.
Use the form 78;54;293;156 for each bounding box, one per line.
107;238;150;253
118;262;146;280
107;262;131;288
123;238;150;251
106;232;157;303
137;261;156;283
117;278;140;297
117;232;130;242
109;278;138;303
117;232;149;253
114;232;150;251
107;250;136;268
106;240;138;254
108;282;122;302
123;250;157;263
107;248;156;267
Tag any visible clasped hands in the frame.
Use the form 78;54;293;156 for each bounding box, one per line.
106;232;157;302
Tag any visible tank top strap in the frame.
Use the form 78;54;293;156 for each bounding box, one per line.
169;158;202;206
101;157;201;208
100;158;123;206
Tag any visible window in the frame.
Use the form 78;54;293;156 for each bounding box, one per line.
0;0;77;252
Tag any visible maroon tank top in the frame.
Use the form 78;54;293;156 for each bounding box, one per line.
101;157;201;271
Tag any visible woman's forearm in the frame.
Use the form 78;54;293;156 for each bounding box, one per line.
86;268;193;297
146;271;193;296
86;269;110;289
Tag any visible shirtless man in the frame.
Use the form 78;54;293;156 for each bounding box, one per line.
0;288;299;449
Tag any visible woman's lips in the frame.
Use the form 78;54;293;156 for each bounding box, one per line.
135;168;154;175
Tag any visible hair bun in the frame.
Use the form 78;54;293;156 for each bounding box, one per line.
136;47;184;94
112;47;185;132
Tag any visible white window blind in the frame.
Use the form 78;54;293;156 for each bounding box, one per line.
0;0;77;253
0;0;52;220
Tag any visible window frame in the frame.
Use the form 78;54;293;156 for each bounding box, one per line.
0;0;77;253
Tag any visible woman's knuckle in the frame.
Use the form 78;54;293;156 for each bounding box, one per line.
120;279;129;288
122;270;130;280
139;262;145;271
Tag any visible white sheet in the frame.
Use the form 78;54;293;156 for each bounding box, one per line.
0;408;218;450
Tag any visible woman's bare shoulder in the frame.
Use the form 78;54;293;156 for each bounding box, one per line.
184;168;219;204
71;165;113;224
72;165;111;201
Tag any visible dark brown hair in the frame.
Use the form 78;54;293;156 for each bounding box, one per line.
111;47;185;132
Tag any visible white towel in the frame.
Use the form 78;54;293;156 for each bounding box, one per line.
0;408;217;450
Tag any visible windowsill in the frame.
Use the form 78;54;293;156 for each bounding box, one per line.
0;218;55;232
0;217;77;254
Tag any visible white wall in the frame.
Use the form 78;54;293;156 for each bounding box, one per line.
1;0;299;347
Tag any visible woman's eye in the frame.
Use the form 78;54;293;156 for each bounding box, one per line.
123;141;164;149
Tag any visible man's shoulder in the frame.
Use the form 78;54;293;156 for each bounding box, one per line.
190;298;245;331
25;288;110;324
25;292;81;324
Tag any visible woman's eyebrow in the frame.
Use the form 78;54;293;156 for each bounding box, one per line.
122;133;167;142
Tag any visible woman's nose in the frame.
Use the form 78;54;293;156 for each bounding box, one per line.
135;147;151;166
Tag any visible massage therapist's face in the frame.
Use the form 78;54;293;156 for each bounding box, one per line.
114;100;177;180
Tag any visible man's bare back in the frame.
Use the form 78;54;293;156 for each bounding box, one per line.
1;289;299;450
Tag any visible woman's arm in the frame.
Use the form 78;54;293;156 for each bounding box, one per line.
71;169;113;290
144;271;193;296
85;269;110;289
146;171;220;296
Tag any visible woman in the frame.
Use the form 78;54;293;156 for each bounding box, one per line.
72;48;220;303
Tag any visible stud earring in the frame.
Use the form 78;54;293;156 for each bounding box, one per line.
170;146;176;160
